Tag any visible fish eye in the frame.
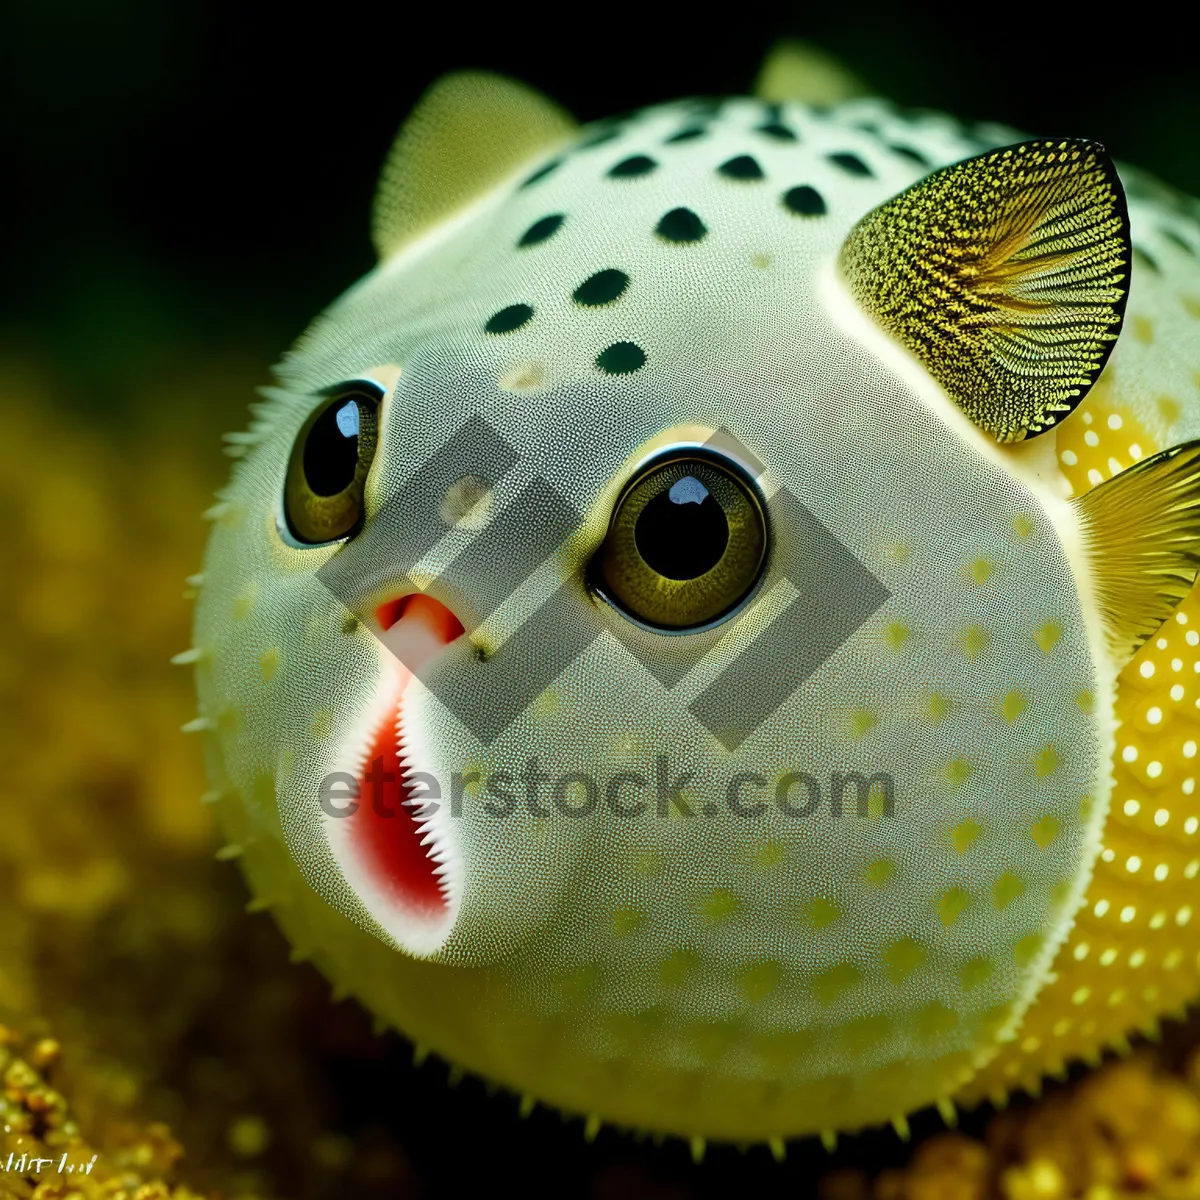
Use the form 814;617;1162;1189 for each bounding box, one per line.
594;454;767;630
284;383;382;544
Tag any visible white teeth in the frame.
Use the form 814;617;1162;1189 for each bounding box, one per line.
324;660;462;957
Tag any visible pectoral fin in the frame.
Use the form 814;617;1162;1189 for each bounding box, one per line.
1075;441;1200;663
372;72;577;260
840;140;1131;442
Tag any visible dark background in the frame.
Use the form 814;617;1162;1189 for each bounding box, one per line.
6;3;1199;422
3;4;1198;1197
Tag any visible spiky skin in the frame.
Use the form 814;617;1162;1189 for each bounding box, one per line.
191;91;1200;1146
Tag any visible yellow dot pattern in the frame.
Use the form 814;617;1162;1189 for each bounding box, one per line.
960;958;993;990
865;858;896;888
259;646;280;683
924;693;951;725
993;872;1025;911
612;909;645;937
1054;373;1162;498
943;758;973;791
803;896;841;930
951;819;981;853
938;887;971;926
885;938;926;983
1034;621;1063;654
658;949;697;989
959;626;991;658
232;585;256;621
814;963;862;1006
740;961;781;1002
961;586;1200;1103
699;889;739;925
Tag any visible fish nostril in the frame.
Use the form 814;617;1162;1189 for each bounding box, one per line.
373;593;467;706
375;593;466;639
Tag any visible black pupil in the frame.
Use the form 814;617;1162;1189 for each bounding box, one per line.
303;398;361;496
634;474;729;580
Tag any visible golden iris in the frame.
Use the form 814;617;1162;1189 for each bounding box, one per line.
597;456;766;629
284;387;380;544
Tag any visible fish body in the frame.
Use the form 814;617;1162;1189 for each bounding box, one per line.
191;65;1200;1145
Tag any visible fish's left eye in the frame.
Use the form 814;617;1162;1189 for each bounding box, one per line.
284;384;381;544
594;455;767;630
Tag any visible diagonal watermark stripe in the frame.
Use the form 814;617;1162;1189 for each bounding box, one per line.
316;415;519;600
415;582;599;745
689;487;891;751
431;477;579;631
315;417;888;747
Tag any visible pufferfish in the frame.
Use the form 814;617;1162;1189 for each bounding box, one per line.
187;47;1200;1153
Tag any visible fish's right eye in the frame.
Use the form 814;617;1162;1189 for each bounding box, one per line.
593;454;767;630
284;385;381;545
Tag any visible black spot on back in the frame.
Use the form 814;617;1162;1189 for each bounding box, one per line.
596;342;646;374
967;121;1006;148
577;125;623;150
664;126;707;144
574;269;630;307
757;122;798;142
609;155;657;178
828;151;873;177
1162;228;1197;256
656;208;706;243
889;144;930;167
521;160;561;188
782;185;826;216
485;304;534;334
518;214;565;247
1133;246;1161;274
718;154;764;181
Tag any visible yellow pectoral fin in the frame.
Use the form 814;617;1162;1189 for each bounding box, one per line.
1076;439;1200;664
839;139;1131;443
371;71;577;260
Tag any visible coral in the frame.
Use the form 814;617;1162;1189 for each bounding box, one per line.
0;1025;199;1199
823;1045;1200;1199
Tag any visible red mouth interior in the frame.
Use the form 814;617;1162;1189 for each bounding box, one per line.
352;594;465;920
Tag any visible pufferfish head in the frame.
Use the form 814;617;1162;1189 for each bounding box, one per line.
192;72;1200;1137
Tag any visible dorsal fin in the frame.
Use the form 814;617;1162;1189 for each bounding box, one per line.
1076;440;1200;663
839;140;1131;442
371;72;577;260
754;40;867;105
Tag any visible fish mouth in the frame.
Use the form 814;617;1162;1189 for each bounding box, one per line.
333;593;466;957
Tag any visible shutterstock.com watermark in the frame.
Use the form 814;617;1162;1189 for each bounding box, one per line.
318;756;897;822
